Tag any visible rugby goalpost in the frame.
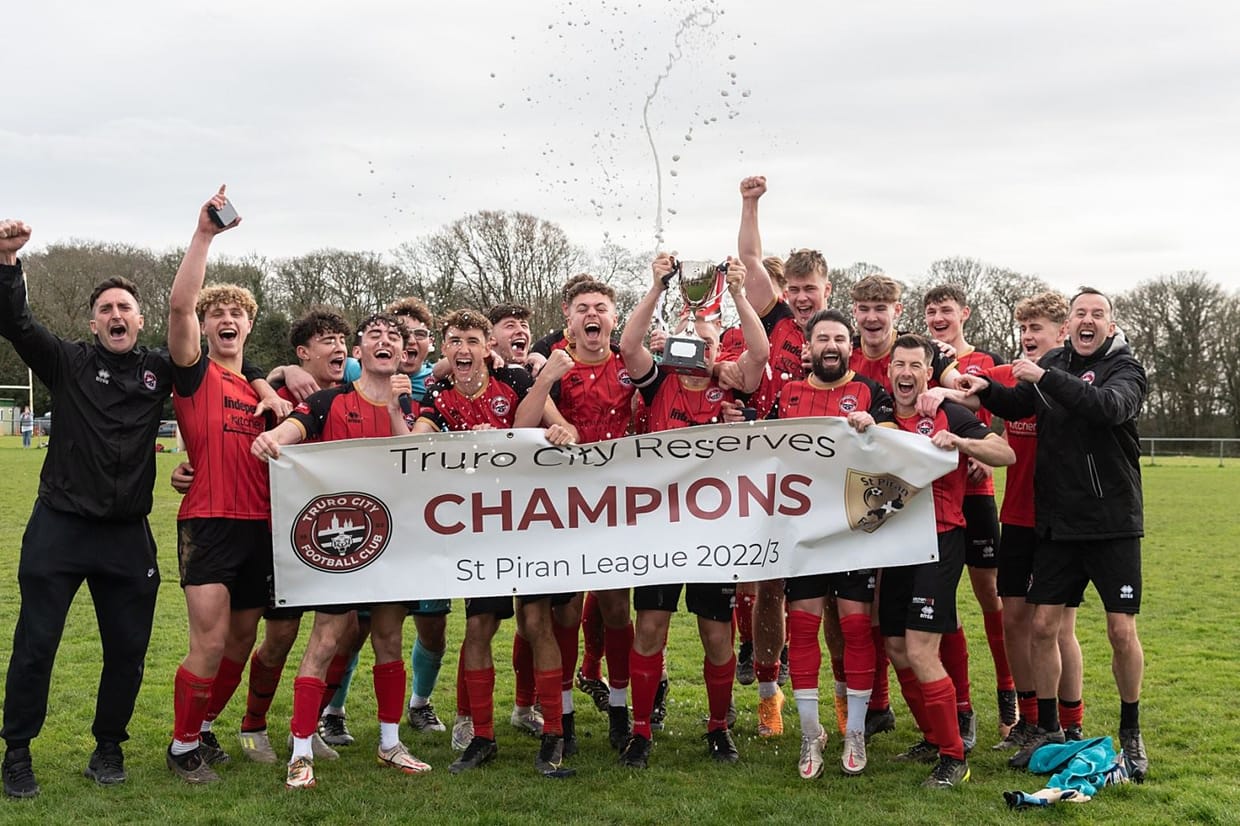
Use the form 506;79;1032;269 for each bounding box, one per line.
1;267;36;433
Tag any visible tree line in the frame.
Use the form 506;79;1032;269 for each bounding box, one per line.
2;211;1235;438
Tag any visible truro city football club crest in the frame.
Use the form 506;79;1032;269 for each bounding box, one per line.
844;469;921;534
291;492;392;573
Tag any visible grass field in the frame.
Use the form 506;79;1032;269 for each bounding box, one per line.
0;435;1238;824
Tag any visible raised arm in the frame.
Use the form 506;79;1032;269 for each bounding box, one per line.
737;176;776;313
0;220;63;381
727;258;770;393
620;254;675;381
168;186;239;367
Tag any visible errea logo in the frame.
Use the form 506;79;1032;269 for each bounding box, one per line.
96;368;111;385
1120;585;1134;600
920;605;935;620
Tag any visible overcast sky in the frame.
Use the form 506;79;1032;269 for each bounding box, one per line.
5;0;1237;297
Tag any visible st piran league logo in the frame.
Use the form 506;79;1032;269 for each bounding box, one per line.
844;469;921;533
292;492;392;573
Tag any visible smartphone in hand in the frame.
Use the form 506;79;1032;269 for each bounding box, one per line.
208;201;239;228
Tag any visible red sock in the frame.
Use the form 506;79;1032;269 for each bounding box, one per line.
1059;698;1084;729
463;667;496;739
554;618;580;691
204;656;245;723
173;665;214;743
704;655;736;732
455;646;470;716
580;591;604;681
320;653;350;714
291;676;325;739
939;626;972;712
895;666;930;738
869;625;890;710
735;591;756;644
1018;691;1038;726
604;623;634;690
983;609;1015;691
787;610;822;691
840;614;876;692
921;675;964;759
372;659;406;725
241;651;284;731
512;633;535;707
755;660;779;684
536;669;563;735
629;649;663;739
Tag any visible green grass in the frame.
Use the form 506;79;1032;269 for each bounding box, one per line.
0;436;1238;824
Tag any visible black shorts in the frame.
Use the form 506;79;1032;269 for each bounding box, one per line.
633;582;736;623
963;494;1000;569
785;570;876;604
464;596;515;620
997;523;1036;597
878;528;965;637
177;518;273;610
516;592;576;608
1028;536;1141;614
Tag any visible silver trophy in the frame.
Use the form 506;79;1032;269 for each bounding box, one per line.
661;258;728;376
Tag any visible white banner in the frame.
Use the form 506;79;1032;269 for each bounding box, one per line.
269;418;957;606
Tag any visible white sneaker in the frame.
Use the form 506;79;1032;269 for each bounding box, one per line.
451;715;474;752
285;756;316;789
842;729;868;775
377;741;432;774
510;705;544;736
798;727;828;780
239;729;278;764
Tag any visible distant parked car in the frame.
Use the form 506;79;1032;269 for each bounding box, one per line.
158;420;177;438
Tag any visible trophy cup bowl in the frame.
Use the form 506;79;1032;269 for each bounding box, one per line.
661;259;728;377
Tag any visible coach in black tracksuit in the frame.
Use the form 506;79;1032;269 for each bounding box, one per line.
0;223;172;798
966;287;1150;783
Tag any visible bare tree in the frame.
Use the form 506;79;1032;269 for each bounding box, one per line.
268;249;411;325
912;257;1050;358
1116;271;1225;437
397;211;587;333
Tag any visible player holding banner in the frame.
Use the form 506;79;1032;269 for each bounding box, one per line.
881;335;1014;789
767;309;895;779
251;312;432;789
515;279;640;754
615;252;769;768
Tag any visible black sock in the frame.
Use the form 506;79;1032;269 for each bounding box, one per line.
1120;700;1140;730
1037;698;1059;731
